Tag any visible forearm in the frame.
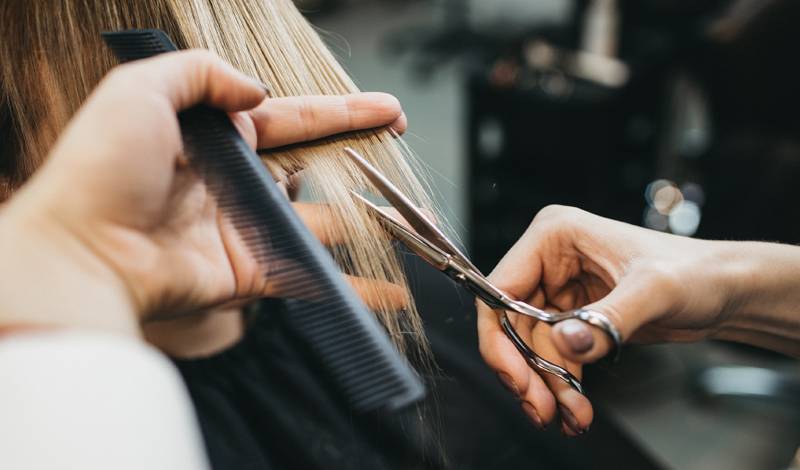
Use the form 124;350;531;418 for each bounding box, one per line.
714;241;800;356
0;207;139;337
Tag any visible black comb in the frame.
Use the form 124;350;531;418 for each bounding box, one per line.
101;29;425;412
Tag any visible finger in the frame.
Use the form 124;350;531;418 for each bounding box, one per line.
514;314;560;427
520;367;559;429
113;50;267;112
217;197;410;312
476;301;557;428
229;111;258;149
545;372;593;436
514;299;588;430
551;268;678;364
391;112;408;136
477;303;531;393
292;202;350;247
548;281;588;312
222;207;408;312
486;223;545;301
345;275;409;311
250;92;405;148
529;322;593;435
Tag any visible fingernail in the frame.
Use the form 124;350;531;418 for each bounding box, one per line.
497;372;519;396
559;405;585;435
521;402;545;430
256;80;272;98
559;319;594;353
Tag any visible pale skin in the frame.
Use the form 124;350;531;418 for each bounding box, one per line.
143;86;414;357
0;50;411;350
3;49;798;445
478;204;800;435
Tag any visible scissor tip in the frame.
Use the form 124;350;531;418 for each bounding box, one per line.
343;147;373;170
343;147;361;160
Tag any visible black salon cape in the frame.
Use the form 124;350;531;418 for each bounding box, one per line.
173;255;664;470
173;300;442;470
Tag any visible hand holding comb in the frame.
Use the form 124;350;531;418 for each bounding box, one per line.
101;29;425;412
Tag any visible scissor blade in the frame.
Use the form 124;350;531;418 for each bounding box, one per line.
344;147;479;273
349;192;451;271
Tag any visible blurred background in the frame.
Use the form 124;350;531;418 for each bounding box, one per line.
297;0;800;468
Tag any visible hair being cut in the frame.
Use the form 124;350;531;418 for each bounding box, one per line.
0;0;436;356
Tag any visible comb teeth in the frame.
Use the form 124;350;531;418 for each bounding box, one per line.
102;30;176;61
102;29;425;412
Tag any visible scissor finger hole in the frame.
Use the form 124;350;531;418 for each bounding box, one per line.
530;322;581;374
513;312;537;333
500;314;584;392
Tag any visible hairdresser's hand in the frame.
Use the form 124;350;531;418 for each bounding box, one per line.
0;50;409;335
477;205;739;435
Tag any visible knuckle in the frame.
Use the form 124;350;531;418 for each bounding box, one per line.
103;63;138;87
340;95;356;131
528;204;583;238
183;50;217;79
533;204;580;225
99;66;154;108
180;50;222;89
297;97;319;141
182;48;219;66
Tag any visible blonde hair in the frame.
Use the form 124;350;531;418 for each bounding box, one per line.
0;0;435;356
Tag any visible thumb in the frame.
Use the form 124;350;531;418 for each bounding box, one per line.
550;268;679;363
109;50;268;113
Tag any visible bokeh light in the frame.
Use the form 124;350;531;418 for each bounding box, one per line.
644;179;704;236
644;207;669;231
668;200;702;236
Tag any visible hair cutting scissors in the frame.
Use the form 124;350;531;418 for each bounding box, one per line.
344;148;622;395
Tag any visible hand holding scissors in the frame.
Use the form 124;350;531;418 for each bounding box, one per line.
344;148;623;434
345;147;799;436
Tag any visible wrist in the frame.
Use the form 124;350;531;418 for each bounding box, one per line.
708;241;800;355
704;241;754;333
0;205;140;337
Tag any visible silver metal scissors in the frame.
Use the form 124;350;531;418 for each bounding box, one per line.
344;147;622;395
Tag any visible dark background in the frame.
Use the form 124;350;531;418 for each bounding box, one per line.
301;1;800;468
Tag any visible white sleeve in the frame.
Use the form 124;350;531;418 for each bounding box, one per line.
0;331;210;470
